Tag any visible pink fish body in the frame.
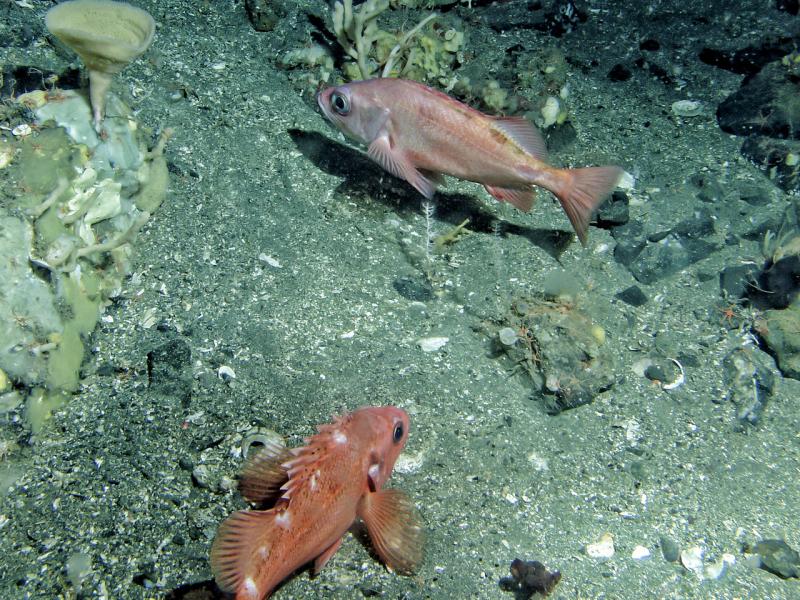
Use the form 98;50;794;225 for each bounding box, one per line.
317;78;622;245
211;406;423;599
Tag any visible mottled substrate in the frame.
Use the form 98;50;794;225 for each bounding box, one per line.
494;296;613;414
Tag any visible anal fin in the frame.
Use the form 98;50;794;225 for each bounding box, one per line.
484;185;536;212
313;537;344;574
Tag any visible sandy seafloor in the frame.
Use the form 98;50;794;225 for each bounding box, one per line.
1;0;800;598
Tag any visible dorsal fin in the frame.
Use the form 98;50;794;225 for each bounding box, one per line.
492;116;548;160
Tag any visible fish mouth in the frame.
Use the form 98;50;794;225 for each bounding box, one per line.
316;86;333;118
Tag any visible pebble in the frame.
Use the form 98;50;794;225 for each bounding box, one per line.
660;535;681;562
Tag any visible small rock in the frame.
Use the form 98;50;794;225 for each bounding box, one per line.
746;539;800;579
660;536;681;562
616;285;648;307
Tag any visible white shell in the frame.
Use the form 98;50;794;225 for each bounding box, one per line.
671;100;704;117
586;532;615;559
217;365;236;381
418;336;449;352
258;253;282;268
680;545;705;577
11;123;32;137
83;179;122;225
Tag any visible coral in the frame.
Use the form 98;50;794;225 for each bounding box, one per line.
332;0;395;79
328;0;457;83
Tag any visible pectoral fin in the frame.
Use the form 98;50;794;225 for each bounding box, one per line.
368;136;438;199
358;488;424;574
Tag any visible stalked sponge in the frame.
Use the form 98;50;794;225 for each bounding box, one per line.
45;0;155;130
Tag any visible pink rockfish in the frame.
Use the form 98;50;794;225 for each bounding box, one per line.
210;406;423;599
317;78;623;245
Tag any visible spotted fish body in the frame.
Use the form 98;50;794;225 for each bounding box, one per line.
317;78;623;245
211;406;423;599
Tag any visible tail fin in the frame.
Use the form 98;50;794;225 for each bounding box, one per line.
211;509;273;597
555;166;623;246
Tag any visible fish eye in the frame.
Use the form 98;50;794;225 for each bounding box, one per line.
330;91;350;116
392;422;404;443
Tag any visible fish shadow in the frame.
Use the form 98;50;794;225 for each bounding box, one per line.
164;579;223;599
288;129;574;259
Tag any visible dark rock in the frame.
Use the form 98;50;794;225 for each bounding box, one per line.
633;57;673;86
719;263;761;300
607;63;631;82
717;61;800;140
748;198;800;309
751;255;800;309
500;558;561;598
616;285;648;307
612;220;647;266
689;172;725;203
746;539;800;578
393;276;434;302
738;182;772;206
699;39;796;76
775;0;799;15
627;210;718;284
740;136;800;194
0;65;80;97
595;191;629;228
639;39;660;52
660;536;681;562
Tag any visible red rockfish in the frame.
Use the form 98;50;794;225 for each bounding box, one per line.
210;406;423;599
317;78;623;245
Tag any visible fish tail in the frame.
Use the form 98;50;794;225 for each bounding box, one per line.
552;166;623;246
211;509;275;599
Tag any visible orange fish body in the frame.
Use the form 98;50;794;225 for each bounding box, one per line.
317;78;622;245
211;406;423;599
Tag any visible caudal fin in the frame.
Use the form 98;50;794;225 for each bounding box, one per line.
555;166;623;246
